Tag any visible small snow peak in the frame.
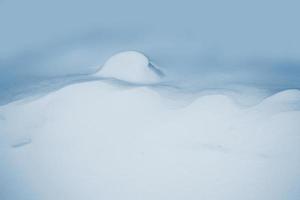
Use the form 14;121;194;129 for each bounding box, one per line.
95;51;162;84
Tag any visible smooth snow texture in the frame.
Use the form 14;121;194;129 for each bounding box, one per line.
95;51;162;84
0;81;300;200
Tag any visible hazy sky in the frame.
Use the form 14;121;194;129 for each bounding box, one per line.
1;0;300;58
0;0;300;103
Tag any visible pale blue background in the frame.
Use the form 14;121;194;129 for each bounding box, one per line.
0;0;300;104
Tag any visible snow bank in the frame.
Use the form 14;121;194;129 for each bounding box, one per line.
0;81;300;200
94;51;163;84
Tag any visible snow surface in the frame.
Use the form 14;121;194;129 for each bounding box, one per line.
0;79;300;200
1;0;300;199
95;51;162;84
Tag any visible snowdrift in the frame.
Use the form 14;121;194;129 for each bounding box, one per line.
0;79;300;200
94;51;163;84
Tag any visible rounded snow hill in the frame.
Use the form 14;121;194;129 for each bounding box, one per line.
94;51;163;84
254;89;300;113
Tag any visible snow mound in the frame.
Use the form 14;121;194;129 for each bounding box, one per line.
264;89;300;103
95;51;162;84
1;82;300;200
254;89;300;113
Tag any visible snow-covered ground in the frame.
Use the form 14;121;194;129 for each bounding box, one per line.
1;1;300;199
0;52;300;200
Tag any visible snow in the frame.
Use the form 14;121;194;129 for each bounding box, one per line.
1;0;300;199
94;51;162;84
0;80;300;200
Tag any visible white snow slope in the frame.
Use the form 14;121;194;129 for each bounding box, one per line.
95;51;162;84
0;52;300;200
